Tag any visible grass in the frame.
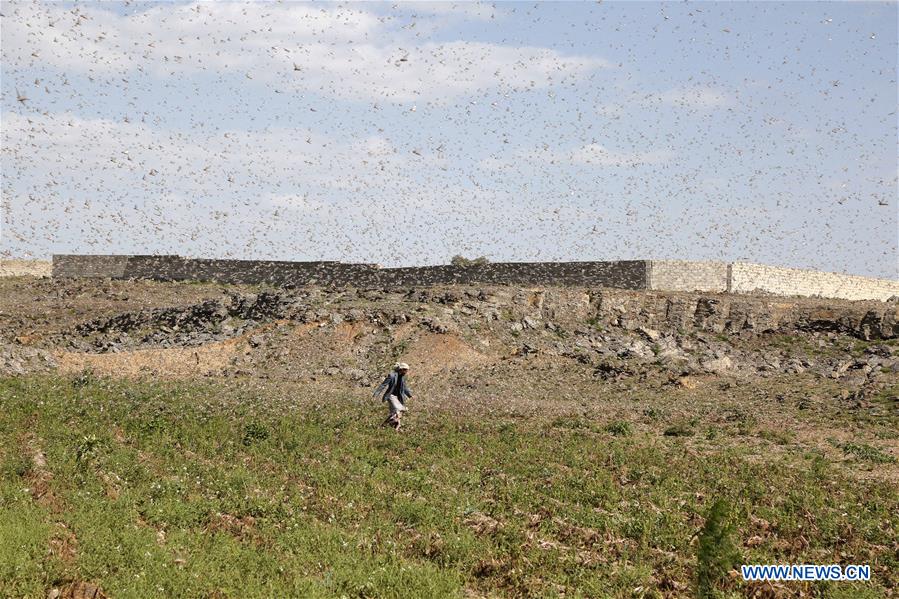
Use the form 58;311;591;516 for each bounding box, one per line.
836;441;897;465
1;375;897;598
585;317;605;332
759;333;849;360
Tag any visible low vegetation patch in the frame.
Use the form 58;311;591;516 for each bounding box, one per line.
1;375;897;597
837;441;897;464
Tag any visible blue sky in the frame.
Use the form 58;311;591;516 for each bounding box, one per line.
1;1;896;277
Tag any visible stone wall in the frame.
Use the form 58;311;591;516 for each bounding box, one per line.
647;260;728;293
728;262;899;302
53;254;130;278
0;259;52;277
50;255;647;290
49;254;899;301
377;261;647;289
123;256;381;287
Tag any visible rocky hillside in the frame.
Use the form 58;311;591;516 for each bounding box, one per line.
2;279;897;402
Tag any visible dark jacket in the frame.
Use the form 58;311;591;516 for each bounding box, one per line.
373;372;413;403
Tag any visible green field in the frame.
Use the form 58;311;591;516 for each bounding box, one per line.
1;375;896;598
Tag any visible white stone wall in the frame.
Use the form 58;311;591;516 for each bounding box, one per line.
0;259;51;277
728;262;899;301
648;260;728;292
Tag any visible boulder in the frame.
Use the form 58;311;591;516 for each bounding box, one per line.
637;327;661;342
701;356;733;375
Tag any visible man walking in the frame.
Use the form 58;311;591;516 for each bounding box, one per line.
372;362;413;430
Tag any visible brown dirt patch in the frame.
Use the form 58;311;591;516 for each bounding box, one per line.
48;581;108;599
19;433;79;566
205;512;258;541
332;321;375;346
48;521;79;565
399;332;491;375
54;338;242;378
288;321;373;354
391;322;416;342
22;433;62;511
464;512;503;537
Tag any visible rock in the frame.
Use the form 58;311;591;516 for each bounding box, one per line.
620;318;638;331
657;347;687;367
784;358;806;374
346;309;365;322
248;334;265;348
701;356;733;374
620;340;653;359
694;297;720;326
678;337;698;351
843;371;868;388
522;316;541;330
329;313;345;325
762;355;781;371
509;322;524;333
421;317;448;334
519;343;538;355
7;360;25;375
347;368;367;381
637;327;661;342
594;362;630;380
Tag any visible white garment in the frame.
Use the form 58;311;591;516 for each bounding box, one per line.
387;395;407;415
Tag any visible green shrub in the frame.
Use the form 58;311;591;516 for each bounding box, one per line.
664;423;694;437
242;421;270;446
839;442;896;464
450;255;490;266
604;421;632;436
75;433;104;463
696;499;741;598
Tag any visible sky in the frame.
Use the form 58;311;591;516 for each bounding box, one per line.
1;1;897;278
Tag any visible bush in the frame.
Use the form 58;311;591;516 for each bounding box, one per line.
838;441;896;464
242;421;270;446
450;255;490;267
664;423;694;437
696;499;741;598
75;434;105;463
604;421;632;436
72;369;97;389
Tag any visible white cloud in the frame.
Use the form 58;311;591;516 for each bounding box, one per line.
480;142;671;170
659;86;732;109
1;1;606;102
352;136;399;158
403;2;504;21
569;143;671;167
0;110;509;261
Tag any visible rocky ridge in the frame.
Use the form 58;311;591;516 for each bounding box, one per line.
2;285;897;405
